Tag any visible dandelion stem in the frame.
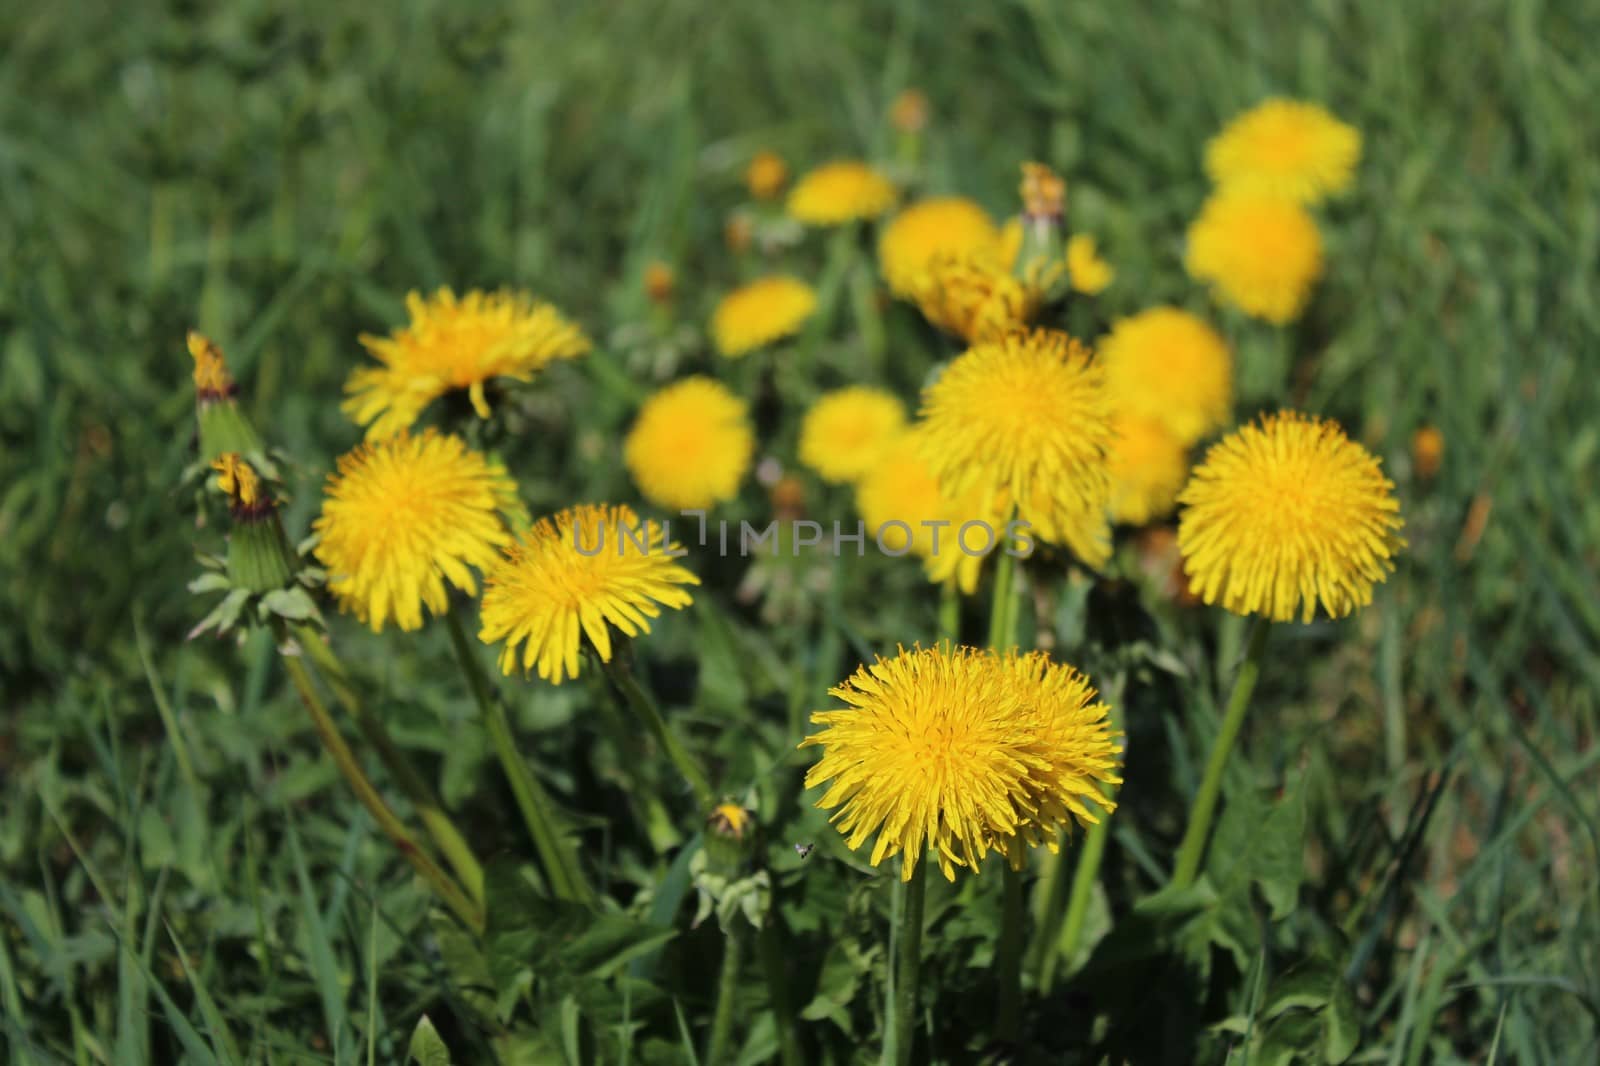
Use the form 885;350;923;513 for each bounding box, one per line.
279;643;483;932
882;857;926;1066
938;579;960;643
601;650;716;810
294;623;485;909
758;917;804;1066
444;609;594;906
995;864;1026;1041
986;523;1020;652
705;923;744;1065
1172;619;1270;888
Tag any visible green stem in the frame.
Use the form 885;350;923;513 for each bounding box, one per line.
444;610;594;906
758;918;804;1066
848;251;887;380
586;669;681;852
705;924;744;1065
995;865;1025;1041
882;858;926;1066
280;648;483;932
602;651;715;810
986;522;1020;652
1171;619;1271;888
938;579;960;644
295;624;485;908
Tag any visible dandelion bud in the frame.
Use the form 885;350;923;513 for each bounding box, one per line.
644;261;676;305
890;89;929;134
189;332;266;465
745;150;789;201
1016;163;1067;282
211;454;296;593
1412;426;1444;480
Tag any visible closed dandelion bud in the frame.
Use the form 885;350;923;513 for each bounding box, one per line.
1017;162;1066;280
890;89;929;134
704;801;758;872
212;454;296;594
1412;426;1444;480
190;332;266;465
745;150;789;201
644;261;676;305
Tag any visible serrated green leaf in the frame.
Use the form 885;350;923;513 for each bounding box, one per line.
1324;971;1361;1062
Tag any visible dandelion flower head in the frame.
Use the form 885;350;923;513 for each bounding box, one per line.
1185;191;1324;324
1100;307;1232;446
787;160;897;226
878;197;1000;298
710;276;817;358
1106;415;1188;526
1178;411;1405;622
479;503;698;684
1206;98;1361;204
854;431;998;594
624;377;754;511
313;430;521;632
799;386;908;484
344;288;590;440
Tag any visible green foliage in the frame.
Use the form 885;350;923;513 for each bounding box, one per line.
3;0;1599;1064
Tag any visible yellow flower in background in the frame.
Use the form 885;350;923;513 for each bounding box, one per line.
1066;234;1114;294
918;329;1113;567
746;150;789;201
877;197;1000;297
989;651;1121;869
1206;98;1361;204
854;432;999;595
799;387;907;484
890;89;930;133
1411;425;1444;480
313;430;521;632
1106;415;1188;526
1100;307;1232;446
344;288;591;440
787;160;897;225
911;253;1046;343
800;644;1119;881
643;262;675;305
710;276;817;358
624;377;754;511
1185;191;1324;324
479;503;698;684
1178;411;1405;622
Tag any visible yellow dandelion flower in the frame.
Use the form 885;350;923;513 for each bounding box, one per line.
1066;234;1114;295
479;503;698;684
313;430;521;632
344;288;591;440
1178;411;1405;622
996;217;1025;270
1206;98;1361;204
746;150;789;201
624;377;754;511
877;197;1000;297
918;329;1113;567
854;433;999;594
911;252;1046;343
799;387;907;484
1100;307;1233;446
1106;415;1189;526
787;160;897;226
989;651;1121;869
710;276;817;358
708;802;753;840
800;644;1119;881
1185;191;1324;324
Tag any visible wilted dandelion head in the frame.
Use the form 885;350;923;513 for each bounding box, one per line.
188;332;235;403
799;386;907;485
877;197;1000;297
343;288;590;440
800;645;1119;881
624;377;754;511
919;329;1113;566
1185;192;1324;324
710;276;817;358
1178;411;1405;622
911;252;1047;343
1019;162;1066;221
1065;234;1114;295
313;430;521;633
745;150;789;201
478;503;698;685
786;160;897;226
1206;98;1361;204
1100;307;1233;446
1106;415;1189;527
211;453;263;512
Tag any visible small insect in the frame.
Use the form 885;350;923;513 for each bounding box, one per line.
793;842;815;860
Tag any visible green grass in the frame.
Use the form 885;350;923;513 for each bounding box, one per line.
3;0;1598;1062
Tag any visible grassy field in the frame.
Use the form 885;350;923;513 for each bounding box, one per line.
3;0;1598;1062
